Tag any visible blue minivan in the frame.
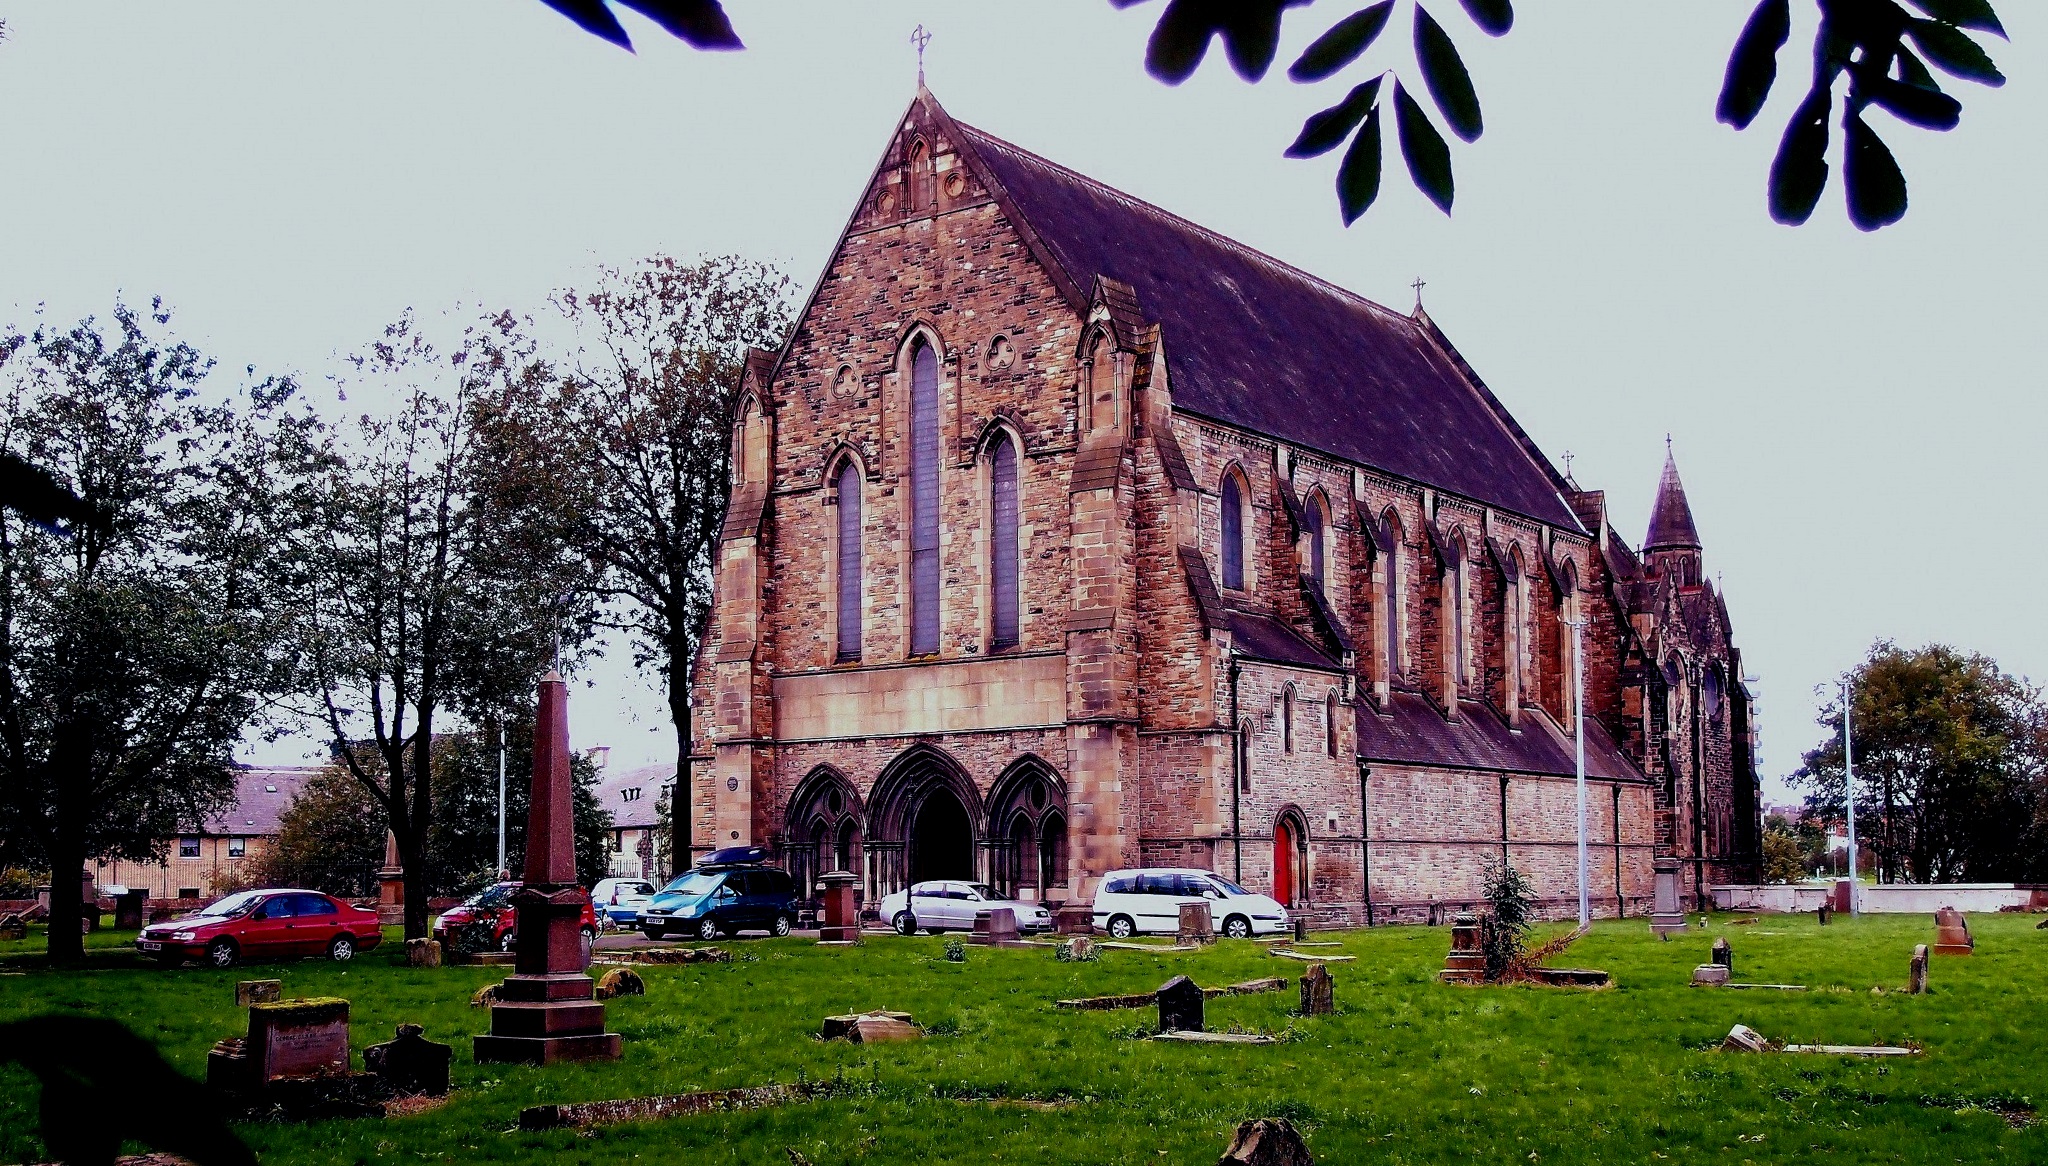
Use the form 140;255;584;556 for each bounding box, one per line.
639;849;799;940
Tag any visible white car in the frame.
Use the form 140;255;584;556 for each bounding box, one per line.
590;877;656;927
877;880;1053;935
1091;868;1288;940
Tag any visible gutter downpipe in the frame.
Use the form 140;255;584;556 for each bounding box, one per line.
1229;655;1243;884
1357;758;1374;926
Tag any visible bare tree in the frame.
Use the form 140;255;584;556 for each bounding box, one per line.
544;256;791;875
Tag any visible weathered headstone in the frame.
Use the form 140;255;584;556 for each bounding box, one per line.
0;914;26;941
1909;944;1929;994
1650;858;1686;936
1691;964;1730;987
1298;962;1334;1016
405;938;442;968
1711;936;1732;972
1156;974;1204;1033
1065;936;1095;961
236;979;283;1006
470;984;499;1009
1177;902;1215;946
595;967;645;999
114;888;149;931
820;1010;919;1042
1054;904;1094;935
254;998;351;1082
1932;907;1973;956
1832;879;1854;915
1292;916;1309;944
1218;1117;1314;1166
474;671;622;1064
818;870;861;943
971;907;1020;946
363;1024;451;1096
1721;1023;1771;1053
1438;912;1485;983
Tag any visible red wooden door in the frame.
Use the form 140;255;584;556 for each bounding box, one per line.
1274;821;1296;907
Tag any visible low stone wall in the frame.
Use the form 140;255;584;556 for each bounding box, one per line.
1711;882;2040;914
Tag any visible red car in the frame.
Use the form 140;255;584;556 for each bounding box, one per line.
137;888;383;968
431;881;596;952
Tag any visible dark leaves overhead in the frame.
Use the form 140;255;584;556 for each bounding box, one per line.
1288;1;1394;83
1393;81;1455;213
1414;4;1483;141
1124;0;1315;84
1286;79;1383;158
1458;0;1514;36
1717;0;1790;128
537;0;742;52
1337;103;1386;223
1716;0;2005;230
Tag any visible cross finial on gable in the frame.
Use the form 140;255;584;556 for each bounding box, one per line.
911;24;932;87
1411;276;1426;311
1562;450;1575;479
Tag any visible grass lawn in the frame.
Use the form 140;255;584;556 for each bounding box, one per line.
2;913;2042;1164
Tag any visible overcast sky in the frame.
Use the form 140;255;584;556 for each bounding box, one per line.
3;3;2041;800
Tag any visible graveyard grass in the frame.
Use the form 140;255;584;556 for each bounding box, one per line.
2;914;2043;1164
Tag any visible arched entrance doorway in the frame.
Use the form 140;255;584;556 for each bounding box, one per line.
908;787;974;884
783;767;862;905
984;757;1070;901
1273;811;1307;908
866;744;984;897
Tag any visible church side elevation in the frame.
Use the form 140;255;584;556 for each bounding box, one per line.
689;89;1761;923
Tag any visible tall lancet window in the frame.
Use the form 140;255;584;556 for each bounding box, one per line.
908;140;934;210
834;460;862;662
1086;333;1116;432
909;340;941;656
1305;494;1327;584
1382;512;1403;685
989;433;1020;649
1221;473;1246;590
1450;534;1470;691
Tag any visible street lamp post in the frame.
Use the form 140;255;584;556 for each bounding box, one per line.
1841;677;1858;917
1565;612;1589;928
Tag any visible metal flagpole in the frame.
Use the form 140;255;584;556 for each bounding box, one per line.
1842;678;1858;917
1572;613;1589;927
497;719;508;877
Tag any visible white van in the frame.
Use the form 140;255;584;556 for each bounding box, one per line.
1090;868;1289;939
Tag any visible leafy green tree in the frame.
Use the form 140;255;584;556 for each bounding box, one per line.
1759;813;1812;884
249;763;385;896
284;310;595;938
0;301;309;962
1795;641;2045;883
530;255;791;873
432;721;612;892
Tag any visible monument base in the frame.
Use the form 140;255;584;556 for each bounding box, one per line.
472;1031;623;1065
1649;912;1688;936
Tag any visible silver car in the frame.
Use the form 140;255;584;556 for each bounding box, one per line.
878;880;1053;935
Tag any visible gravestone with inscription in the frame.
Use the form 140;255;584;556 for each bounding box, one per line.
1177;902;1214;946
971;907;1019;946
1649;858;1687;936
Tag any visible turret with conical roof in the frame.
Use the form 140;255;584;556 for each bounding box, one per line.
1644;444;1703;586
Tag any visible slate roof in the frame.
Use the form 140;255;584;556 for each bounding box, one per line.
1226;610;1344;672
1356;694;1644;781
590;762;676;831
954;120;1581;530
1644;448;1701;552
198;766;322;836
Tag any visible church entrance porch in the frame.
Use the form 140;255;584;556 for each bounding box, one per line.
908;787;974;884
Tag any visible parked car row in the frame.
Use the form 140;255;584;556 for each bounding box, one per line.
138;857;1287;968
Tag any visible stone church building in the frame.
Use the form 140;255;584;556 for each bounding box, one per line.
690;90;1761;923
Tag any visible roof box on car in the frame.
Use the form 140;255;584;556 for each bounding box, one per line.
695;845;770;870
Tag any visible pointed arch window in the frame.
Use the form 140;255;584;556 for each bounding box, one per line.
834;460;863;662
1381;512;1403;686
1450;534;1470;692
1221;473;1246;590
989;432;1020;650
908;140;934;210
909;340;941;656
1281;686;1296;753
1559;560;1580;727
1086;332;1116;432
1305;493;1327;585
1324;690;1339;756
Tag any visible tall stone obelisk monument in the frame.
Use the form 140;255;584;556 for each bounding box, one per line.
473;671;622;1064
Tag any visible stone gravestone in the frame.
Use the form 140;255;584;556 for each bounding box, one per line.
1218;1117;1315;1166
363;1024;451;1096
405;938;442;968
1932;907;1973;956
1155;974;1204;1033
1649;858;1687;937
1438;913;1485;983
1176;902;1215;946
1711;937;1733;973
1293;916;1309;943
209;998;352;1093
818;870;861;943
1298;962;1334;1016
1691;964;1730;987
474;672;622;1064
0;914;26;941
236;979;283;1007
114;888;149;931
1054;904;1094;936
1909;944;1929;994
971;907;1019;946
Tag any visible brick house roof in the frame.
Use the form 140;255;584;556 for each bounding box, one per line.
951;117;1582;530
590;762;675;831
196;766;322;836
